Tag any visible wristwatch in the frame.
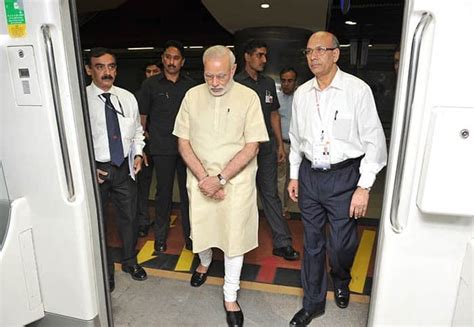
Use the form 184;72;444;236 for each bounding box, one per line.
217;173;227;186
360;186;371;192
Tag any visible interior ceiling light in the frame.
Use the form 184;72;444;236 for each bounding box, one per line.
127;47;154;51
345;20;357;26
261;3;270;9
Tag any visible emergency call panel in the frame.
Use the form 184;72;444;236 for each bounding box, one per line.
7;45;42;106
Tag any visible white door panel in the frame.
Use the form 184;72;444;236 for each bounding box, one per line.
0;198;44;326
370;0;474;325
417;107;474;216
0;0;110;325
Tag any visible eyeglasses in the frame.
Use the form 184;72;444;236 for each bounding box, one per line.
302;46;338;56
204;73;228;81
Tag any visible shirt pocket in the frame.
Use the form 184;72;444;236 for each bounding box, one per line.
152;92;168;108
221;108;245;138
332;116;352;140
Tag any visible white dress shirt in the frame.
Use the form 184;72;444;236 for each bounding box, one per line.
289;68;387;188
87;82;145;163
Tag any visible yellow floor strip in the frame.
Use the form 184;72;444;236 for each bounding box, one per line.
349;229;376;294
169;214;177;227
136;240;157;265
174;247;194;272
122;267;370;303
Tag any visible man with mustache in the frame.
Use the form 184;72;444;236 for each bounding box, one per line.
288;31;387;326
138;40;196;253
235;39;300;261
85;47;147;292
174;45;268;327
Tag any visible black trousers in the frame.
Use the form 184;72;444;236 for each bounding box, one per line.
299;158;360;312
136;145;154;227
152;154;191;247
256;137;292;248
97;160;138;276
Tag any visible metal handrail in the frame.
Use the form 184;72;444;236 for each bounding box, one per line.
41;25;75;201
390;12;433;233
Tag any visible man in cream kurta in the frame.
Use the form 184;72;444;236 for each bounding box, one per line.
173;45;268;326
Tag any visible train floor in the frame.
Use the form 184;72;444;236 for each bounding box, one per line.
111;270;369;326
107;203;378;326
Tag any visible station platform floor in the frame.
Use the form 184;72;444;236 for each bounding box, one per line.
107;202;379;326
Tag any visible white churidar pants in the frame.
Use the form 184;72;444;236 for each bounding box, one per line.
198;249;244;302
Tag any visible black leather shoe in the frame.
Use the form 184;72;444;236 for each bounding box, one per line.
108;274;115;292
273;245;300;261
223;301;243;327
122;264;147;281
190;269;208;287
335;288;350;308
289;307;325;326
138;225;149;237
153;241;167;254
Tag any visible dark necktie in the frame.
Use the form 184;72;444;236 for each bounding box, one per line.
102;93;124;166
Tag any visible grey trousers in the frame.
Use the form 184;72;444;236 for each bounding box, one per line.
256;137;292;248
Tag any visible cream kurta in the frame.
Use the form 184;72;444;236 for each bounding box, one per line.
173;81;269;256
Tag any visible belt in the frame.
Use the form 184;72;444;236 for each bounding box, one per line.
283;139;290;144
305;155;363;172
96;157;128;167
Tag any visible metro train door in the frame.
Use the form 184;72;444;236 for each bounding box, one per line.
369;0;473;325
0;0;111;326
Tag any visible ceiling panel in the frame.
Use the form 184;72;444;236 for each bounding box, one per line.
78;0;404;49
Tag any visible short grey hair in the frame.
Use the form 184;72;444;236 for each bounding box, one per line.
202;45;236;66
331;34;340;48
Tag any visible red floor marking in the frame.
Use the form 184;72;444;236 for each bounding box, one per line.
256;256;279;283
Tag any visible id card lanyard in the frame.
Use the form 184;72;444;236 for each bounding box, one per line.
312;89;331;169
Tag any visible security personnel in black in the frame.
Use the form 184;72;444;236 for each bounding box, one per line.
235;39;299;261
136;60;161;237
138;40;196;252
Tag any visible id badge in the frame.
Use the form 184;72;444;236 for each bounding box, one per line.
312;142;331;170
265;90;273;103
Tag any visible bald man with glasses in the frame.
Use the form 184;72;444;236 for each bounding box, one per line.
288;31;387;326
